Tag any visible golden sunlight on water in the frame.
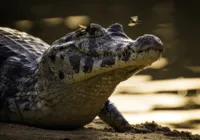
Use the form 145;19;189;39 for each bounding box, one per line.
110;94;186;113
149;57;168;69
41;17;63;26
110;75;200;134
14;15;90;32
110;94;200;134
122;109;200;134
64;15;90;29
116;76;200;94
187;66;200;73
14;20;33;32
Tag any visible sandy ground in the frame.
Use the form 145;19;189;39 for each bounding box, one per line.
0;119;199;140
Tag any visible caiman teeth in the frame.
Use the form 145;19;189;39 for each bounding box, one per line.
85;47;162;59
137;47;163;53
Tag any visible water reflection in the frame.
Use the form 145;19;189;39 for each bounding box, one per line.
64;15;90;29
110;94;186;113
116;76;200;94
41;17;63;26
14;20;33;32
149;58;168;69
111;76;200;134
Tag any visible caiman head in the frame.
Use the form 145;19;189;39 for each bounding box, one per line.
41;23;164;84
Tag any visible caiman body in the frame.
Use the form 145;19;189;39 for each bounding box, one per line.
0;23;164;132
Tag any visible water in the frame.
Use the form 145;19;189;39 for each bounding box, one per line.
111;73;200;134
0;0;200;134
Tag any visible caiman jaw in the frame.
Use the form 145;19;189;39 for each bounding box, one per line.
65;41;163;84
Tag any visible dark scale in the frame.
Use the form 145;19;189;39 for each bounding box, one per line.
69;55;81;73
83;56;94;73
49;54;56;62
60;54;64;60
58;71;65;80
101;56;115;67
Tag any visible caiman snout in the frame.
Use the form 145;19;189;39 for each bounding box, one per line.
134;34;164;53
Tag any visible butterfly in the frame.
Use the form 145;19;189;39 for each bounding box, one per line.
128;16;142;26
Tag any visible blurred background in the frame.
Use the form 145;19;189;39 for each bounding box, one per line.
1;0;200;134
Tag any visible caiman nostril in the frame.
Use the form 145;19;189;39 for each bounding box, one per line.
135;34;164;52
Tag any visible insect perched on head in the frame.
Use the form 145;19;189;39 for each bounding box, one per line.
75;24;87;37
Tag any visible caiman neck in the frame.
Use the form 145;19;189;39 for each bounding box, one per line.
36;54;68;99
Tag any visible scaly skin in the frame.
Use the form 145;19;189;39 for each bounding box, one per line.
0;23;164;132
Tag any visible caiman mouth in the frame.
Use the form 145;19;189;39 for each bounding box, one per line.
136;47;164;54
80;42;164;60
51;24;164;84
61;34;164;84
65;47;163;84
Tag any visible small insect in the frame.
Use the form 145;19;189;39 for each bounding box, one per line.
75;24;87;37
128;16;142;26
78;24;87;29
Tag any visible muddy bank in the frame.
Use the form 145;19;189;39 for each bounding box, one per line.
0;119;199;140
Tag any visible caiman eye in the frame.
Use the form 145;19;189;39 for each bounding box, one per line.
75;29;86;38
108;23;123;32
85;23;104;37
